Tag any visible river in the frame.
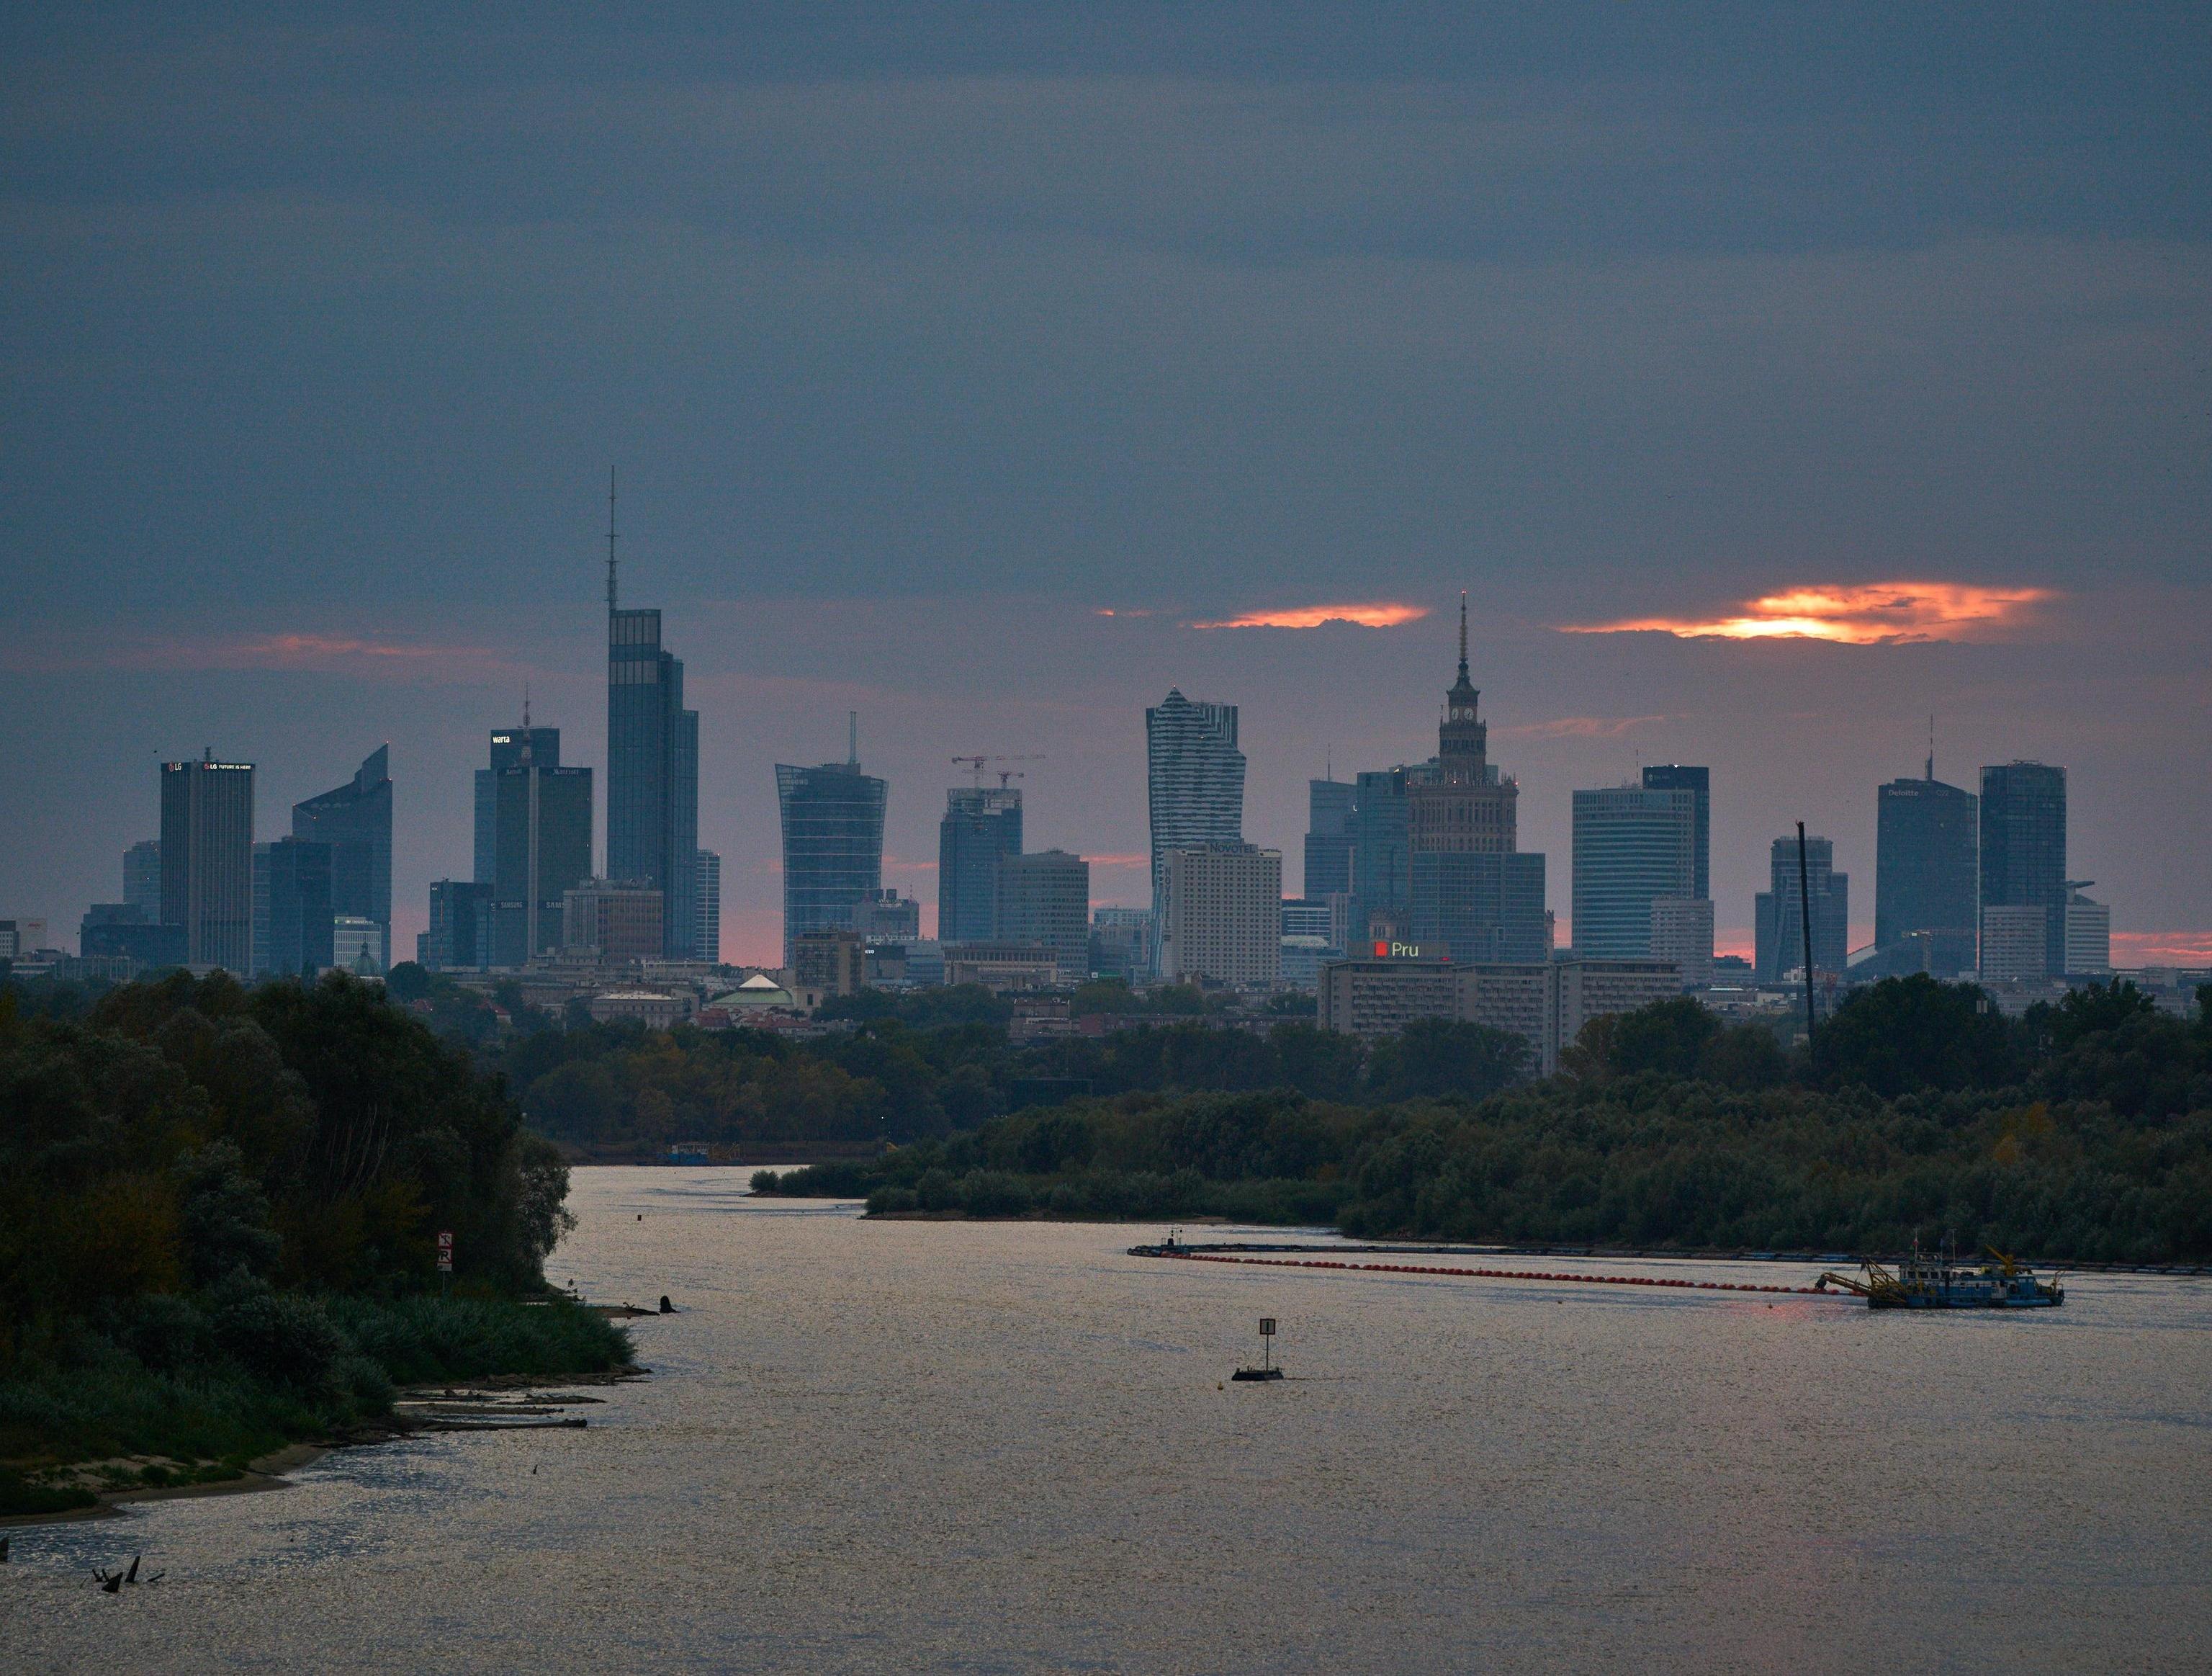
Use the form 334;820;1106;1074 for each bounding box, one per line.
6;1166;2210;1672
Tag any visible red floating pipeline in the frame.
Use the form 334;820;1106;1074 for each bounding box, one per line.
1141;1248;1830;1298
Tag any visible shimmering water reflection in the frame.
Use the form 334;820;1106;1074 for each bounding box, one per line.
7;1167;2210;1673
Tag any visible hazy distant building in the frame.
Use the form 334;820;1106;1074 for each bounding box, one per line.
938;786;1022;944
1303;778;1356;900
1318;954;1682;1075
608;596;701;959
331;916;387;974
1089;907;1155;982
996;850;1091;983
1754;835;1849;981
1159;843;1280;988
792;928;866;998
253;837;334;978
695;848;721;963
851;888;922;944
1146;690;1245;946
79;903;186;969
161;750;254;972
940;942;1059;992
1352;766;1416;944
1978;904;2049;983
1570;785;1695;960
1406;600;1548;964
563;879;665;964
776;751;888;968
292;745;392;952
1874;763;1978;977
2064;888;2111;977
122;841;163;918
480;725;594;965
1980;761;2067;981
1650;896;1715;990
424;879;495;971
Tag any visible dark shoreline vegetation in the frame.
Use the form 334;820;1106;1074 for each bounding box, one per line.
0;972;628;1518
754;978;2212;1262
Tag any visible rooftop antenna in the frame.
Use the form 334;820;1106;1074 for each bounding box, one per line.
1797;821;1819;1060
606;467;618;614
522;684;531;729
848;710;858;767
1926;714;1936;781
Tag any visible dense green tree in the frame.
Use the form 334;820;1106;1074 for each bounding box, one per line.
1364;1018;1528;1103
1817;975;2017;1097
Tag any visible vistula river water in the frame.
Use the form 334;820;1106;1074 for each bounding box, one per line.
6;1166;2211;1673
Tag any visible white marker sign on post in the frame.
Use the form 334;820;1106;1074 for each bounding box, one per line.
436;1230;454;1273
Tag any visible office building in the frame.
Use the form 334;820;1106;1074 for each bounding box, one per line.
1640;766;1710;900
2065;887;2111;977
1279;899;1346;992
1754;835;1849;981
1979;904;2049;983
1875;763;1979;977
776;750;888;968
1980;761;2067;980
252;837;334;978
0;920;46;961
695;849;721;964
941;942;1060;992
792;928;866;998
1570;786;1696;960
1352;766;1416;944
608;580;701;958
1146;690;1245;941
851;888;922;944
161;750;254;972
1318;954;1682;1075
332;916;387;974
563;879;665;964
1089;908;1155;982
480;724;594;966
996;849;1091;983
1650;897;1715;990
1304;778;1356;900
123;841;163;918
938;786;1022;944
424;879;495;971
79;905;186;969
1408;597;1550;964
1159;843;1280;988
292;745;392;952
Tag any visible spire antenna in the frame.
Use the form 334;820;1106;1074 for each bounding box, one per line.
523;683;531;729
606;467;618;614
1457;589;1470;681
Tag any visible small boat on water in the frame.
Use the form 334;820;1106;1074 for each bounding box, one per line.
1817;1247;2064;1309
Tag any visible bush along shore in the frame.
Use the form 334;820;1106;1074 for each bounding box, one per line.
0;972;630;1519
755;978;2212;1264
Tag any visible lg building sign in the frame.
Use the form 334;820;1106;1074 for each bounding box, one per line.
1372;941;1439;960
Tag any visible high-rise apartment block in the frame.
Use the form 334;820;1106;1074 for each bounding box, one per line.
1978;904;2049;983
996;849;1091;983
1303;778;1355;900
252;836;333;978
695;848;721;963
161;750;254;972
1570;785;1696;960
1979;761;2067;980
1408;599;1547;963
776;753;887;968
1754;835;1849;981
2064;887;2110;977
123;841;163;918
608;595;700;959
1146;690;1245;943
1875;763;1979;977
792;928;867;998
1318;954;1682;1075
938;786;1022;944
1650;896;1714;990
1159;843;1280;988
292;745;392;953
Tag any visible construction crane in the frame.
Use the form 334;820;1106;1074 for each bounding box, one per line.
950;753;1044;788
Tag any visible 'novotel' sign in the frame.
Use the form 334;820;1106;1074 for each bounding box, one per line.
1372;940;1439;960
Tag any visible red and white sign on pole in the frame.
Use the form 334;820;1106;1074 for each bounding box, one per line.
436;1230;454;1273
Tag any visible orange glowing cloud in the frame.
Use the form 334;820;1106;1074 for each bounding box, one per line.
1563;582;2057;645
1188;602;1431;630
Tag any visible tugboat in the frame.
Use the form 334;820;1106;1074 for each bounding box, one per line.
1817;1246;2064;1309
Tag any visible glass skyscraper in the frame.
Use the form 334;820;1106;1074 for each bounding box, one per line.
1570;785;1696;959
608;605;700;958
1303;778;1355;900
695;848;721;964
776;758;887;968
1979;761;2067;979
938;786;1023;944
1875;763;1979;975
252;836;334;978
160;750;254;972
1351;766;1415;942
1754;834;1849;981
123;840;163;917
292;745;392;950
1639;765;1710;900
1145;690;1244;936
479;725;593;965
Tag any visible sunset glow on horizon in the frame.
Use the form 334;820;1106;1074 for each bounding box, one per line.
1188;601;1431;630
1563;581;2057;644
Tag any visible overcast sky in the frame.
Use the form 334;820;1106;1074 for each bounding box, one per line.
4;4;2207;965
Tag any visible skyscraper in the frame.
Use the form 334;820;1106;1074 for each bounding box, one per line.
160;750;254;972
1159;843;1281;988
424;879;495;971
1146;690;1244;939
606;502;701;958
1303;777;1355;900
481;722;593;965
123;840;162;918
1570;786;1695;960
938;786;1023;944
695;848;721;963
1639;766;1710;900
776;748;888;969
252;836;334;978
476;725;562;884
1408;596;1548;963
1875;761;1978;976
1754;835;1849;980
997;849;1092;983
1352;766;1415;942
1979;761;2067;980
291;745;391;953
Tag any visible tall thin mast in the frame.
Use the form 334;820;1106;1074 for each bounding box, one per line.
606;467;618;615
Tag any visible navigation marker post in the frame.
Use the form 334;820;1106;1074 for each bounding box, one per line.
1233;1317;1285;1381
437;1229;454;1291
